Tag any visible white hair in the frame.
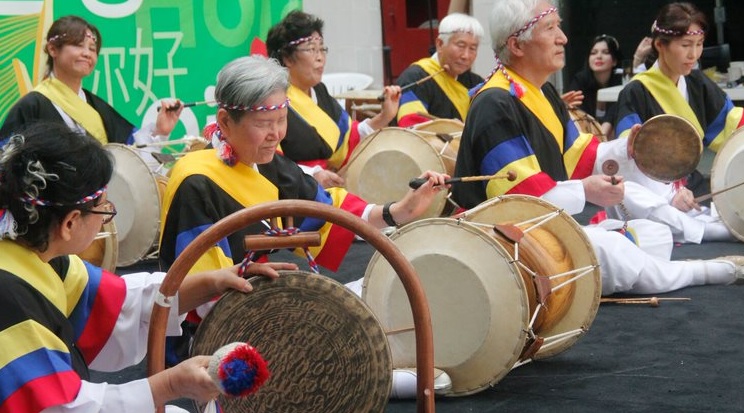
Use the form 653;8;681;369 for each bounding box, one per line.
215;55;289;119
489;0;549;64
437;13;485;44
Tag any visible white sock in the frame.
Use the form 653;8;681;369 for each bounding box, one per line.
701;260;737;285
390;369;418;399
703;221;735;242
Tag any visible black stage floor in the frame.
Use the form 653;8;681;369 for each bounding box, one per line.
95;205;744;413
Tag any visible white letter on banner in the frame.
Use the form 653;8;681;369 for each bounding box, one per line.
82;0;143;18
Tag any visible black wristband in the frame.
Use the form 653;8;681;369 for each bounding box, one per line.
382;202;398;227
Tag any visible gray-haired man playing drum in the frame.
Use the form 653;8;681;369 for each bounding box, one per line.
452;0;744;295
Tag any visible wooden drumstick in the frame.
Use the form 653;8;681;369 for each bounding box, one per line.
377;65;449;102
693;179;744;203
408;170;517;190
156;100;216;112
600;297;691;307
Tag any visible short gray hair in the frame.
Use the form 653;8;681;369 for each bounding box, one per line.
437;13;484;44
215;55;289;120
489;0;546;64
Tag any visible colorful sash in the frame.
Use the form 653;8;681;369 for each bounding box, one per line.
34;77;108;144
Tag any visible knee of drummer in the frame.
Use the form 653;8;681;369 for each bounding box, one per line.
583;226;647;295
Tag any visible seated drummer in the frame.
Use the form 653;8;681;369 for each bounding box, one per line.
395;13;485;128
265;10;401;189
607;2;740;243
0;15;182;156
452;0;744;296
158;54;452;397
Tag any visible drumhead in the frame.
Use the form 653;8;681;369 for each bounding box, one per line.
192;271;391;412
342;127;449;219
458;195;601;359
105;144;161;267
632;114;702;182
77;220;118;273
711;128;744;241
363;218;529;396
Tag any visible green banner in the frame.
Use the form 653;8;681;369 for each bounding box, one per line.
0;0;300;137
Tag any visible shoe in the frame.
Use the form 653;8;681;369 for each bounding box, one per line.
390;367;452;399
715;256;744;284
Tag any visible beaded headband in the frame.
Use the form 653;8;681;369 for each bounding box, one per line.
218;98;290;112
48;31;98;44
651;20;705;36
287;35;323;47
20;187;106;207
506;7;557;45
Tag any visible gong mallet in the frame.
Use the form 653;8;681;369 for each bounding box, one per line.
408;170;517;190
157;100;217;112
693;179;744;203
377;65;449;102
600;297;691;307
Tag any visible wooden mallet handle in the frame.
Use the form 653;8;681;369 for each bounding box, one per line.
408;170;517;190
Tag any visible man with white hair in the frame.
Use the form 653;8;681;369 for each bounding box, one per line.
453;0;744;295
395;13;484;127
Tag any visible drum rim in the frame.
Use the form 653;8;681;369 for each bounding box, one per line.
710;127;744;242
192;271;392;412
105;143;161;266
363;218;530;396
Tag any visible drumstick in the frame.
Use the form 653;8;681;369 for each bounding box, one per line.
408;170;517;190
377;65;449;102
600;297;690;307
693;179;744;203
156;100;216;112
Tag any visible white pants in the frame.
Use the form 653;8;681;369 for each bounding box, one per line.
584;222;734;295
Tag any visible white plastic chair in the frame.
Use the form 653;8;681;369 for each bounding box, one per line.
322;72;374;96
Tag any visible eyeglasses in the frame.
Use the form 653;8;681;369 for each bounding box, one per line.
296;46;329;56
593;34;619;50
83;200;117;224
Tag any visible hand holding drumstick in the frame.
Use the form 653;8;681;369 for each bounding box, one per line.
377;65;450;102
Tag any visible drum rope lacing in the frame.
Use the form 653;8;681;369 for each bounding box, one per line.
238;226;320;276
459;211;598;352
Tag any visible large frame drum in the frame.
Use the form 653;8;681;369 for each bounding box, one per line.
342;127;458;219
363;195;601;396
710;127;744;241
106;144;162;266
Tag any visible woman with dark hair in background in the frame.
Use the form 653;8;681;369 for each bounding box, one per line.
265;10;401;189
567;34;623;139
0;15;182;151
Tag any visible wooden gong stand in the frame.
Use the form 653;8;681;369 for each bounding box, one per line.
147;200;435;413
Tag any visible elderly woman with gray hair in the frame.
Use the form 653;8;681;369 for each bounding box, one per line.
158;54;452;398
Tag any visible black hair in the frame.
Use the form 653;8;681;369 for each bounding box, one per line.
265;10;324;66
0;121;113;251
